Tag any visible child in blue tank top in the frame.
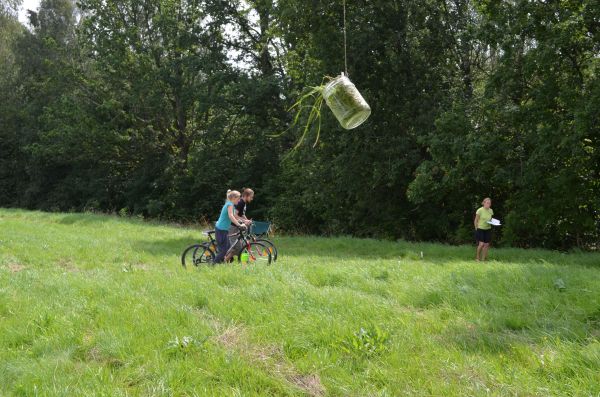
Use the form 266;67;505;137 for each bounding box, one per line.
214;190;245;263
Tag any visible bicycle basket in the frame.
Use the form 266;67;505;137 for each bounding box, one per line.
251;221;271;236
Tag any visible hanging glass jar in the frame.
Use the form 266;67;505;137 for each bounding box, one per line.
322;73;371;129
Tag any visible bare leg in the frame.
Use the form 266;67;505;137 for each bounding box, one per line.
482;243;490;261
476;242;484;261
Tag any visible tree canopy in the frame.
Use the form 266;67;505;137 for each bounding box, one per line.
1;0;598;249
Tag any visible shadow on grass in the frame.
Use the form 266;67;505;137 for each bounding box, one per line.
56;213;116;225
267;238;599;266
134;237;209;257
133;236;405;261
56;213;152;226
132;235;599;266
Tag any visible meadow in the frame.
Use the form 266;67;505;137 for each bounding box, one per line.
0;209;599;396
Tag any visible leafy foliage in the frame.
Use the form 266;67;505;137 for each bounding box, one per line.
0;0;598;248
339;326;389;358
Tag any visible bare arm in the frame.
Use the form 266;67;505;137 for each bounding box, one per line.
228;206;242;226
474;214;479;230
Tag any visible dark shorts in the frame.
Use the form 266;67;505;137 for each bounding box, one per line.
475;228;492;244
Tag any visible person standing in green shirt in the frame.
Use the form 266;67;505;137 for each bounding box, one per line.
474;197;494;261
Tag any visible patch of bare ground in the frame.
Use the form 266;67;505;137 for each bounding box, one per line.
8;263;26;273
133;263;150;271
58;258;79;272
210;319;325;396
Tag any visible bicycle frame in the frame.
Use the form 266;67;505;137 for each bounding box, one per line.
227;227;255;260
199;231;217;253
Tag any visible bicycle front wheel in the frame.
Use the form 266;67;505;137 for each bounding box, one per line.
255;239;278;262
238;242;272;265
181;244;215;268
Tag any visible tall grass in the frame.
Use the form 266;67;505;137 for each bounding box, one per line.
1;209;599;396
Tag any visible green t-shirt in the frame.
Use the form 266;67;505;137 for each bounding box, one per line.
476;207;494;230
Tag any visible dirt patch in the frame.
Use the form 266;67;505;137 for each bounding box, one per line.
87;346;101;361
250;344;283;363
214;324;245;350
58;258;79;272
289;374;325;397
8;263;26;273
134;263;150;271
210;319;325;396
85;346;124;368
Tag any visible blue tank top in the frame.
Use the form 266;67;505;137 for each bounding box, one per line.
215;201;235;230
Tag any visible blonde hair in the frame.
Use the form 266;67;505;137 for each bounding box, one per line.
227;189;241;200
482;197;492;205
241;187;254;198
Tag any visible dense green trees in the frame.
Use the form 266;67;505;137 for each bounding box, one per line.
409;1;600;248
0;0;598;249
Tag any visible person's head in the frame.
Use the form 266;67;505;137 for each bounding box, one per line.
242;188;255;203
227;189;241;205
482;197;492;209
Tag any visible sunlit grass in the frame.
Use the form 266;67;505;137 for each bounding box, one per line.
1;208;599;396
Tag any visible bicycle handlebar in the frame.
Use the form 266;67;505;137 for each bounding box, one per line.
228;223;248;237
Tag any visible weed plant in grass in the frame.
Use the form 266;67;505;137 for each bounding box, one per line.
0;209;599;396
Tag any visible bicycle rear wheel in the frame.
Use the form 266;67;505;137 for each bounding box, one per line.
255;239;278;262
181;244;215;267
238;242;272;265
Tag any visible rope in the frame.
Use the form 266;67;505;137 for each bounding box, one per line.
343;0;348;76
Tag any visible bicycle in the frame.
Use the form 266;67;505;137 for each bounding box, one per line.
227;224;273;265
181;230;217;268
181;224;272;267
247;221;278;262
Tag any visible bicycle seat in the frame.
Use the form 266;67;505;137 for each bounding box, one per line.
203;230;216;236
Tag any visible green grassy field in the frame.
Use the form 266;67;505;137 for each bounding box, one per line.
0;209;599;396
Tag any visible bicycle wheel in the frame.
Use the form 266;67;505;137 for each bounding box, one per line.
238;242;272;265
181;244;215;268
194;244;216;265
255;239;278;262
